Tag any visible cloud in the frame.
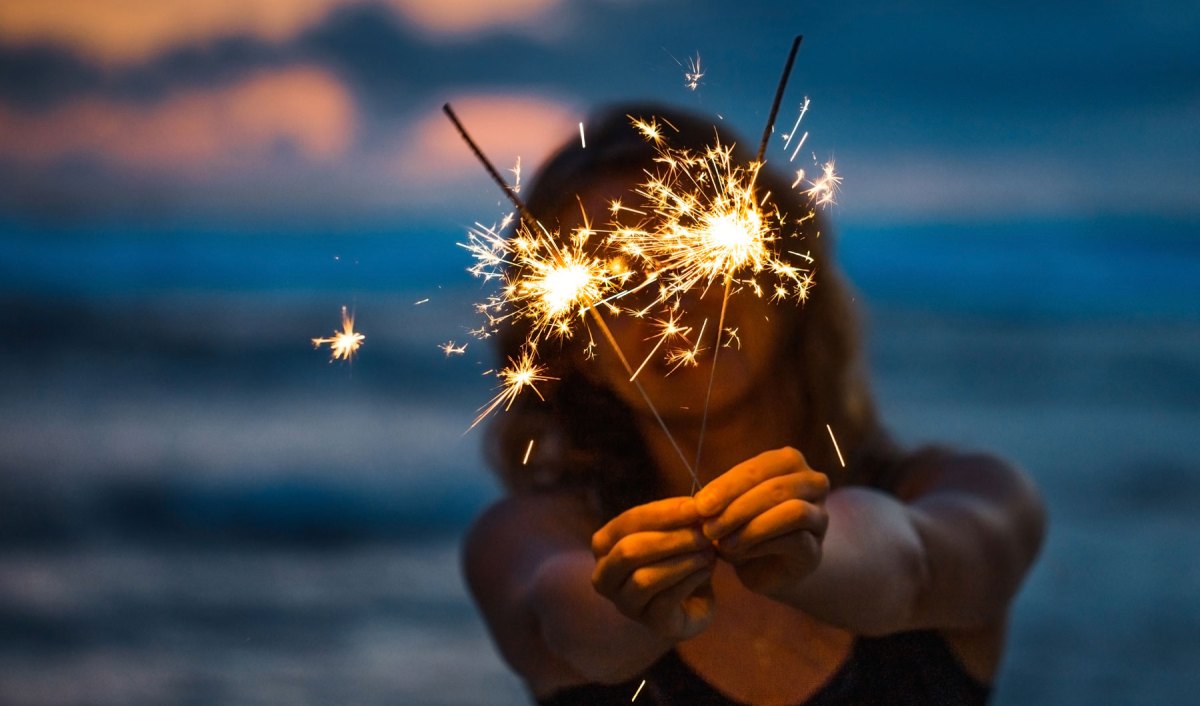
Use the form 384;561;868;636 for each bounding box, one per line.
386;92;581;203
0;66;355;171
0;86;582;223
0;0;568;66
384;0;563;37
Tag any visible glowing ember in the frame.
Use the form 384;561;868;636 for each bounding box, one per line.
311;306;364;361
805;159;842;207
684;52;704;91
472;346;557;428
610;126;813;304
440;341;468;356
826;423;846;467
462;211;631;345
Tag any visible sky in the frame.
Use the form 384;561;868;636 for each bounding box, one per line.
1;0;1196;236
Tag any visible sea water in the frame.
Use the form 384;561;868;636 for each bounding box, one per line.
1;216;1197;705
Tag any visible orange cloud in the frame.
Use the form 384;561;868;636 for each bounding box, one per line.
0;66;355;171
385;0;562;37
392;93;580;198
0;0;334;65
0;0;567;65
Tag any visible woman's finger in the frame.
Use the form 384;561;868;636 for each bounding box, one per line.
641;567;714;640
592;497;701;557
702;470;828;540
592;527;711;597
715;498;827;561
610;550;715;616
694;447;811;518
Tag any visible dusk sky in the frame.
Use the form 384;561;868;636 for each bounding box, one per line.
1;0;1196;235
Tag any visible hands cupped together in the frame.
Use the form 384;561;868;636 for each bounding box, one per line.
590;447;829;639
591;497;716;641
694;447;830;598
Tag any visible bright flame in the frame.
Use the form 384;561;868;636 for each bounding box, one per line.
463;206;632;345
472;346;557;428
610;129;813;304
312;306;364;361
806;159;842;207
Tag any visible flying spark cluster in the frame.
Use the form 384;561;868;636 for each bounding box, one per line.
611;119;816;305
311;306;364;361
458;90;837;429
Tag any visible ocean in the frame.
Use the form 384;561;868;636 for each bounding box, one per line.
1;215;1198;705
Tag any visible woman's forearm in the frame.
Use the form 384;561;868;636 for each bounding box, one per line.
529;550;675;683
775;487;928;635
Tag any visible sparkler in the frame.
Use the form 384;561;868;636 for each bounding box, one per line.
446;103;698;484
610;35;810;479
311;305;364;361
692;34;804;478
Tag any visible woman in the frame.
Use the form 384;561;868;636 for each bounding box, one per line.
463;104;1046;705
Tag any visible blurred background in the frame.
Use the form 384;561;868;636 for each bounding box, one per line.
0;1;1197;704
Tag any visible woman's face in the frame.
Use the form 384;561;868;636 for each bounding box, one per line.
559;176;786;422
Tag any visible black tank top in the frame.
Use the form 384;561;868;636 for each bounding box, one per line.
537;630;990;705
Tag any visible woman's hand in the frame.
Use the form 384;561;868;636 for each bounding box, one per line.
591;497;716;641
694;447;830;599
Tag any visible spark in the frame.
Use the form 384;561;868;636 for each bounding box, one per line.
611;126;812;303
826;424;846;467
665;318;707;374
788;131;809;163
440;341;468;356
522;439;535;465
806;160;842;207
414;298;430;305
579;121;586;148
311;306;364;361
684;52;704;91
628;114;676;146
630;308;693;381
722;327;740;349
472;346;557;429
632;679;647;702
510;157;522;194
461;208;632;347
782;97;810;149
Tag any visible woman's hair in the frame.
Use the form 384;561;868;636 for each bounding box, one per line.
485;103;900;520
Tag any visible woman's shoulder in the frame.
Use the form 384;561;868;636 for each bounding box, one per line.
885;445;1043;509
462;489;599;605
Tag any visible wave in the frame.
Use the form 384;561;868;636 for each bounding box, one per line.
0;473;498;548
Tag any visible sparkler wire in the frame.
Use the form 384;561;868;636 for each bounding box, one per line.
756;34;803;164
690;274;733;484
588;307;699;489
443;103;541;232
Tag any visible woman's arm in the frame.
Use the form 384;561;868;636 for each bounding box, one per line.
462;492;713;695
695;447;1046;636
